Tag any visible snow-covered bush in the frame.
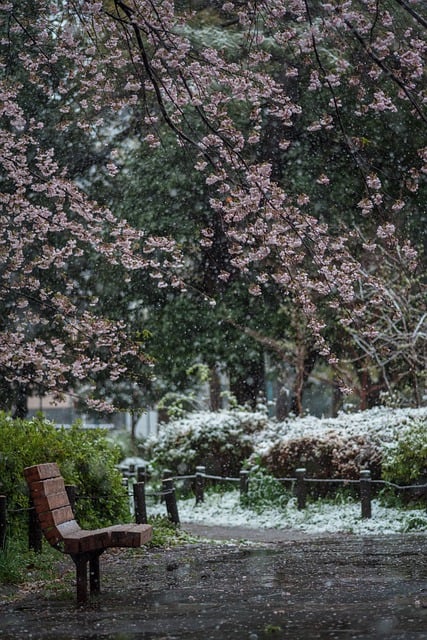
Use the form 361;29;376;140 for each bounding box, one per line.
144;408;269;477
382;418;427;485
254;407;426;483
262;434;382;481
144;406;427;488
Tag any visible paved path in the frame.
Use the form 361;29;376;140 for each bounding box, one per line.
0;531;425;639
181;522;338;543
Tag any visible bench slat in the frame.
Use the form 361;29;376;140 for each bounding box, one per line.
33;491;71;512
38;505;75;528
110;524;153;547
24;463;61;482
30;477;66;497
63;529;111;554
45;520;81;547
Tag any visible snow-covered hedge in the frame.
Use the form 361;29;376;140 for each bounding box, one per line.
145;406;427;482
144;408;269;476
255;406;426;482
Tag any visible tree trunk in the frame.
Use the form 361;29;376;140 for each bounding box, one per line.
289;347;317;416
229;356;265;409
12;384;28;419
209;366;222;411
357;367;383;410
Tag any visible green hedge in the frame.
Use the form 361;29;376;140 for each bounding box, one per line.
382;418;427;485
0;413;129;531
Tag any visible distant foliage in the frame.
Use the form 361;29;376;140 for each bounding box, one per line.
144;408;269;477
0;413;129;529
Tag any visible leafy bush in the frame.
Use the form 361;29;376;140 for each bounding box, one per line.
0;413;129;532
242;467;291;512
381;418;427;484
144;409;268;477
0;537;63;587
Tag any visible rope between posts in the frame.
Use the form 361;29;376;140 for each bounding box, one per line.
278;477;427;490
373;480;427;490
165;472;427;491
145;489;175;498
6;506;33;514
201;473;240;482
304;478;360;484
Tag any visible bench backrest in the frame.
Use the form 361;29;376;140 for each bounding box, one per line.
24;463;80;548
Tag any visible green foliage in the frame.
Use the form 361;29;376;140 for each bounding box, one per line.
242;467;290;512
157;391;200;421
146;514;192;547
0;412;129;533
403;515;427;533
0;537;63;587
381;418;427;485
0;539;24;585
59;423;130;528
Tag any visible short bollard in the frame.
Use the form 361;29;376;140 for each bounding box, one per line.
137;465;147;483
195;466;206;504
240;470;249;497
162;475;180;525
360;470;372;519
133;481;148;524
295;468;307;510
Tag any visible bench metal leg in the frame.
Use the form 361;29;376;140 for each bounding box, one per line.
89;552;102;594
71;551;104;603
72;555;88;604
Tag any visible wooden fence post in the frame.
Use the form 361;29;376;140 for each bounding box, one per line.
360;470;372;519
240;470;249;497
133;481;148;524
28;498;43;553
137;465;147;483
161;469;173;503
295;468;307;510
162;475;180;525
0;495;6;550
195;466;206;504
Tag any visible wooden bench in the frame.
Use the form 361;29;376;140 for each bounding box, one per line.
24;462;152;604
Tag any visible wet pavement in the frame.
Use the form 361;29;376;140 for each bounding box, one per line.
0;527;426;639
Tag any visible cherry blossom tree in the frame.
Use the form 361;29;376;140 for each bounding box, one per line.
1;0;425;412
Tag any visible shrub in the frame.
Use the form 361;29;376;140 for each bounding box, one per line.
242;467;291;512
262;434;382;482
0;413;129;532
382;418;427;484
144;408;268;477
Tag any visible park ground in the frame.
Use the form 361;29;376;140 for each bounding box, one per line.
0;524;426;640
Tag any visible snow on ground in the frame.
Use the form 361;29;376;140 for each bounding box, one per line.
147;406;427;536
151;489;427;536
